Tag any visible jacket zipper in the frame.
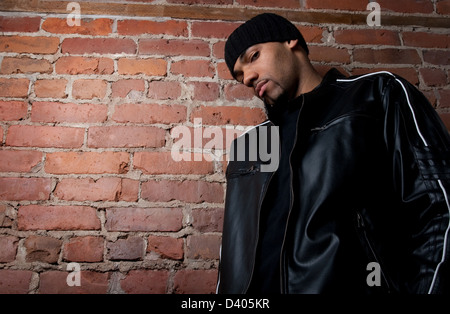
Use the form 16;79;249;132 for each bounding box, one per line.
356;211;392;293
279;95;305;294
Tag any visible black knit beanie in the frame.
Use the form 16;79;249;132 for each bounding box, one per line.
225;13;309;78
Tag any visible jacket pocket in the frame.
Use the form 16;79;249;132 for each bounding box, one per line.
226;163;260;179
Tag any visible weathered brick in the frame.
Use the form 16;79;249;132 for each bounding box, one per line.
0;78;29;98
147;235;184;260
0;100;28;121
63;236;104;262
0;36;59;54
88;126;166;148
171;60;215;78
0;57;52;74
107;237;144;261
24;235;62;263
437;0;450;14
237;0;299;7
147;81;181;100
224;83;255;101
423;50;450;66
0;177;51;201
186;234;221;259
420;68;448;87
72;79;107;99
31;101;107;123
45;151;129;174
377;0;434;13
139;39;210;57
118;19;188;36
111;79;145;98
0;16;41;32
121;270;168;294
39;271;108;294
353;48;421;65
305;0;367;10
0;270;33;294
61;38;136;54
18;205;101;231
403;32;450;49
34;79;68;98
134;152;213;175
55;56;114;74
141;179;224;203
308;46;351;64
173;269;218;294
42;18;113;35
54;178;138;202
190;105;266;126
190;81;220;101
191;21;239;39
334;29;401;46
117;58;167;76
0;236;19;262
0;150;42;172
6;125;84;148
112;103;186;124
105;207;183;232
191;208;224;232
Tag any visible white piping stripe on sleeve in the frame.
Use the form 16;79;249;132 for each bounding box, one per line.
338;71;449;293
428;180;450;294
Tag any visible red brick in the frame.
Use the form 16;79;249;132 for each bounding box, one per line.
0;177;51;201
186;234;221;259
0;101;28;121
171;60;215;78
117;58;167;76
173;269;218;294
63;236;104;262
148;81;181;100
377;0;434;13
438;90;450;108
217;62;233;80
191;21;239;39
34;79;67;98
308;46;351;64
0;57;52;74
112;102;186;124
42;18;113;35
0;270;33;294
118;19;188;36
0;236;19;262
420;68;447;87
191;105;266;126
440;113;450;131
298;26;326;43
139;39;210;57
0;204;13;227
0;16;41;32
305;0;366;10
111;79;145;98
191;208;224;232
237;0;299;8
404;32;450;49
0;78;29;98
334;29;401;46
6;125;84;148
437;0;450;14
88;126;166;148
134;151;213;175
167;0;232;4
190;81;220;101
0;150;42;172
105;207;183;232
54;178;138;202
213;41;225;59
39;271;108;294
353;48;421;65
423;50;450;66
107;237;144;261
18;205;101;230
72;79;107;99
55;56;114;74
24;235;62;263
45;151;129;174
147;235;184;260
121;270;168;294
0;36;59;54
61;38;136;54
141;179;224;203
31;101;107;123
224;83;254;101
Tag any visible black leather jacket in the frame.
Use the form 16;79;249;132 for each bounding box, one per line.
217;69;450;294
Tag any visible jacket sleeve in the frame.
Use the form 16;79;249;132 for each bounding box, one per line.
382;74;450;294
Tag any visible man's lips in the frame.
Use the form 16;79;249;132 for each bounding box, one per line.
255;80;269;98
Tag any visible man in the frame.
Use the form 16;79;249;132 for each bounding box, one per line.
217;13;450;294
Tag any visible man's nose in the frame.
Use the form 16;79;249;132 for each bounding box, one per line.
243;70;258;88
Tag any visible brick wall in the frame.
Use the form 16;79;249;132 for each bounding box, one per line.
0;0;449;294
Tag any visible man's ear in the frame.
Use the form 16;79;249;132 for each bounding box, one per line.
286;39;299;49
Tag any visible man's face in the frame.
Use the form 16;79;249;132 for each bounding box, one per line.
232;41;300;106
